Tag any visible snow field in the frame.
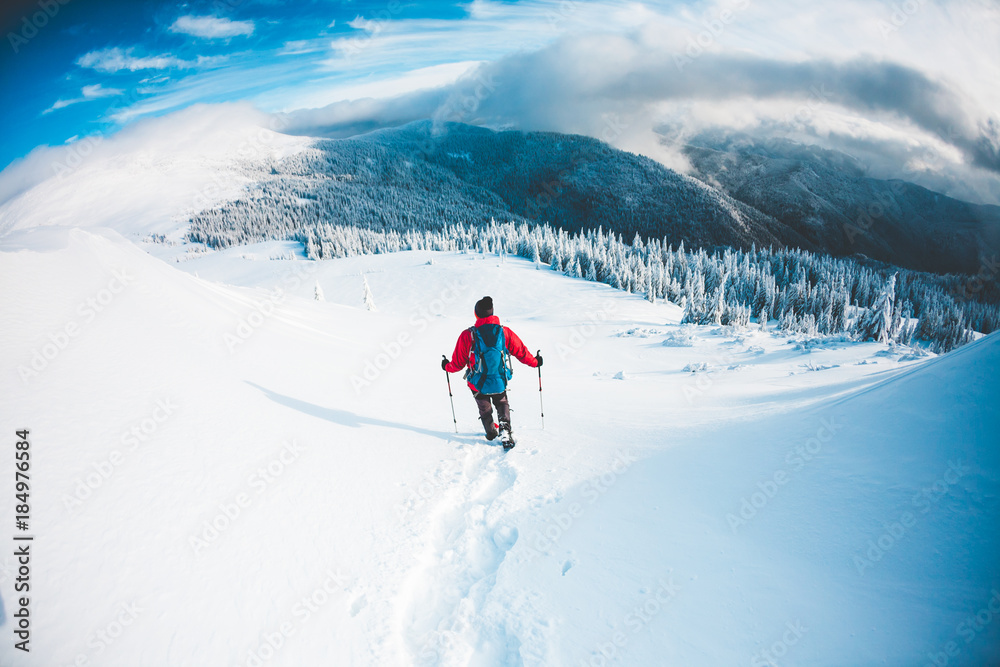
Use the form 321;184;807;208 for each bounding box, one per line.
0;229;997;666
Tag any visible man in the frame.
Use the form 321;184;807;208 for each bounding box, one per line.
442;296;542;448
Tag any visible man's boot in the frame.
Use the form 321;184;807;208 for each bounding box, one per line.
482;416;499;441
499;420;515;448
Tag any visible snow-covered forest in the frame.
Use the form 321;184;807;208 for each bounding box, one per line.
181;121;999;354
185;122;805;254
187;216;998;353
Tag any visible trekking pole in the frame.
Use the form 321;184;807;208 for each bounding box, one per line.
443;355;458;433
537;350;545;430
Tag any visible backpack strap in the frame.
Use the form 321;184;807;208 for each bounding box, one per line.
465;327;477;376
467;326;478;366
468;326;487;391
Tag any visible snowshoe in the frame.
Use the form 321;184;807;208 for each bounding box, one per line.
485;422;499;441
499;423;516;450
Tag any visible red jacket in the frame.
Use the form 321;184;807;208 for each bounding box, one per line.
446;315;538;391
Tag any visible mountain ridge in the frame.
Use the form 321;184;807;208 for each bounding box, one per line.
191;120;998;276
680;134;1000;274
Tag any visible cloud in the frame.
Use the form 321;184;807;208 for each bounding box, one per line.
282;18;1000;202
77;47;200;73
43;83;124;114
169;15;255;39
346;15;382;33
285;36;992;157
0;103;308;239
279;39;327;56
33;0;1000;203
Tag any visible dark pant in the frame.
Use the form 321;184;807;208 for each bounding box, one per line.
473;391;511;431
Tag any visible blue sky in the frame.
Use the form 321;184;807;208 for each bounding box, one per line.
0;0;481;167
2;0;999;203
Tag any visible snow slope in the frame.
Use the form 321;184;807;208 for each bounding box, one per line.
1;227;997;666
0;104;312;241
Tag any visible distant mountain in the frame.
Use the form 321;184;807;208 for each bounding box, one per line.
356;121;806;250
680;135;1000;274
192;120;812;253
191;121;998;275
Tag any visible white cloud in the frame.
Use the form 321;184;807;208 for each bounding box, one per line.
43;83;124;114
81;84;122;99
346;16;382;33
279;39;327;56
267;0;999;203
51;0;1000;202
169;15;255;39
282;61;481;112
77;47;198;73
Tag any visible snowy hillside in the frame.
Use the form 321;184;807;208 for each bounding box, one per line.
187;120;802;254
682;134;1000;275
0;104;312;241
2;227;997;666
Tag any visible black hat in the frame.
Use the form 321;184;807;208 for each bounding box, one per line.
475;296;494;319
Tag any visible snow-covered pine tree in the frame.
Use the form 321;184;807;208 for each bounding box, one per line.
314;281;325;301
362;274;377;311
187;201;997;352
780;307;797;332
855;273;896;343
709;275;726;325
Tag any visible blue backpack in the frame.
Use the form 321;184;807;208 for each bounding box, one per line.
466;323;513;395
